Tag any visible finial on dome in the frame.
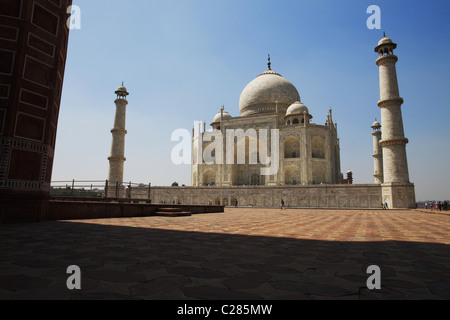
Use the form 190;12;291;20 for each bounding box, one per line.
267;54;271;70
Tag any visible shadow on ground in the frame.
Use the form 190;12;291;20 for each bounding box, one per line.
0;220;449;300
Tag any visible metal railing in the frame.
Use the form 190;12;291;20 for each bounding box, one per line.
50;180;152;200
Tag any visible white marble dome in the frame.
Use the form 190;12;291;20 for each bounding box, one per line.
115;84;129;95
212;110;232;123
375;35;397;53
378;36;393;46
239;68;300;117
286;101;308;116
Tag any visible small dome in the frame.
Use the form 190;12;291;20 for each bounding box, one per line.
286;101;308;116
115;83;129;95
378;37;393;46
371;120;381;128
374;34;397;52
212;110;232;123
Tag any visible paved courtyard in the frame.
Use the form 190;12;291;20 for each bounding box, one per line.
0;208;449;300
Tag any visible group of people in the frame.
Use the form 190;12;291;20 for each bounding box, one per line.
238;198;449;211
425;201;448;212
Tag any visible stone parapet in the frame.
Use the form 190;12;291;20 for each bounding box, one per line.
130;184;392;209
135;183;415;209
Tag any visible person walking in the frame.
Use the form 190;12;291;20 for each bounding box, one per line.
281;199;285;210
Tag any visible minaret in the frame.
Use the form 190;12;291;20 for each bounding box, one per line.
371;120;383;184
375;34;410;184
108;83;129;186
375;34;416;209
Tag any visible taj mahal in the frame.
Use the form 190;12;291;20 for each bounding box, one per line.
191;55;340;188
107;34;416;209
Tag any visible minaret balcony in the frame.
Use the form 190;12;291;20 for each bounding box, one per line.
108;156;126;162
379;138;409;147
111;128;128;134
377;98;404;108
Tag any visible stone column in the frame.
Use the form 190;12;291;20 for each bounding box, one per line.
371;121;383;184
0;0;72;223
375;37;409;184
108;84;129;195
375;35;415;208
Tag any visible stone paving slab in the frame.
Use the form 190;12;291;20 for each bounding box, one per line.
0;208;449;300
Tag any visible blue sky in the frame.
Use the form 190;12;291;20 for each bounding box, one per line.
53;0;450;201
